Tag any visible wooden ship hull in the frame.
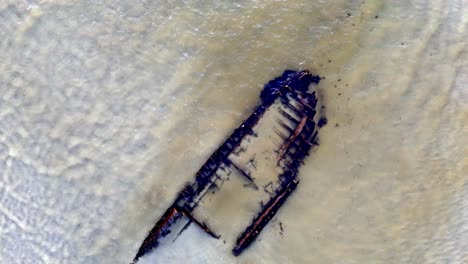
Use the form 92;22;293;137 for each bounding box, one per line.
133;70;322;263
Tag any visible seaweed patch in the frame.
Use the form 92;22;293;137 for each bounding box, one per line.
133;70;323;263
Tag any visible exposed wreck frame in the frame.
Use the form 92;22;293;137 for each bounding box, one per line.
133;70;322;263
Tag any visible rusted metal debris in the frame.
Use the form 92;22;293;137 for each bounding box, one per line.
133;70;322;263
232;179;298;256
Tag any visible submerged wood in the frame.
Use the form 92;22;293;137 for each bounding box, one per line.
133;70;322;263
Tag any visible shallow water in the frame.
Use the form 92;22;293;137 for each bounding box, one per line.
0;0;466;263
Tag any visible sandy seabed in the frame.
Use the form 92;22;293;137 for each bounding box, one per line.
0;0;467;263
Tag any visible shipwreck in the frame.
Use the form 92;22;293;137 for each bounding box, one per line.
133;70;323;263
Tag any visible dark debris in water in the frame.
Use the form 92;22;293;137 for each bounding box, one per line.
318;117;328;128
